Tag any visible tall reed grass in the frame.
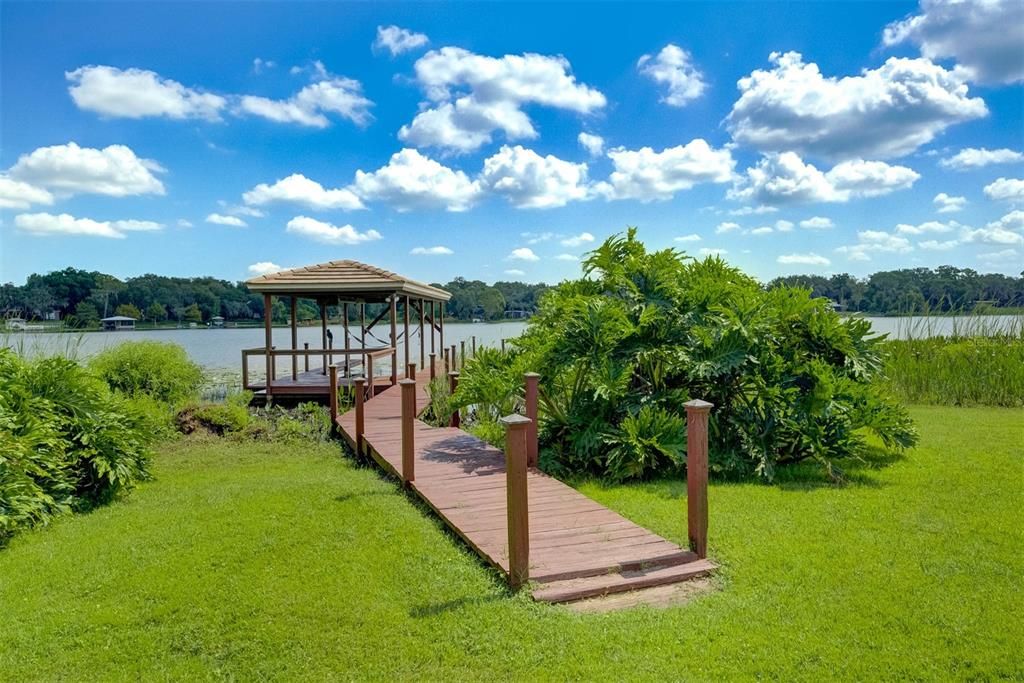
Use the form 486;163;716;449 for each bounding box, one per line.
881;316;1024;407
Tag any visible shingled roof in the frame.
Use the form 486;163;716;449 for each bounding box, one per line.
245;260;450;301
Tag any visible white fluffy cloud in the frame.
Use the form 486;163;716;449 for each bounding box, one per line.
7;142;165;197
66;65;226;120
727;51;986;160
560;232;595;247
480;145;590;208
750;226;774;235
248;261;283;275
14;212;161;238
596;140;735;201
239;77;373;127
508;247;540;261
895;219;959;235
555;253;578;261
933;192;966;213
699;247;728;256
835;230;914;261
986;210;1024;232
68;64;372;128
410;245;453;255
883;0;1024;84
800;216;834;229
919;239;960;250
940;147;1024;170
374;25;429;56
398;47;606;152
353;148;481;212
674;233;702;242
0;177;54;209
716;221;741;234
983;178;1024;202
729;152;919;205
978;248;1019;263
504;269;526;276
778;253;831;266
206;213;247;227
285;216;382;245
243;173;363;211
962;223;1024;246
637;44;706;106
578;133;605;157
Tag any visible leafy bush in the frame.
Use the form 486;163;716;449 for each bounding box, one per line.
0;348;154;544
456;229;917;481
174;393;333;443
89;341;203;404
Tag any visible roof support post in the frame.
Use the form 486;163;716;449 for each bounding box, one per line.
263;294;273;397
360;302;366;351
320;298;328;376
403;295;411;381
419;297;426;370
390;294;398;387
290;296;298;380
439;301;445;368
342;301;350;379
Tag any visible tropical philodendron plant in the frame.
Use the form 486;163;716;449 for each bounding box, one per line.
453;229;917;481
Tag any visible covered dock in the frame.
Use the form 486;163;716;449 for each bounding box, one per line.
243;260;451;402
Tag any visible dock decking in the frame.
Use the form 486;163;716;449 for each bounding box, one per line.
335;368;715;603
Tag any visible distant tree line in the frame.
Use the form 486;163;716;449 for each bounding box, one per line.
768;266;1023;315
2;266;1021;325
0;268;552;325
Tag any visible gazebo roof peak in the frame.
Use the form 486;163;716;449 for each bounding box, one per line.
245;259;450;302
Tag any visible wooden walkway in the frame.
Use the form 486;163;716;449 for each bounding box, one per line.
336;368;715;603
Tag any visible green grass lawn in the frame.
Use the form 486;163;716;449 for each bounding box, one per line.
1;406;1021;680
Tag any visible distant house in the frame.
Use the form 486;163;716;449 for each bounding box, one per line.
101;315;136;331
210;315;225;327
5;317;27;331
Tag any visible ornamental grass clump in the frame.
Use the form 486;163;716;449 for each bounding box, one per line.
454;229;917;481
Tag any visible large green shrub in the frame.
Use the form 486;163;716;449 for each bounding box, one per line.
89;341;203;404
0;348;155;544
455;230;917;481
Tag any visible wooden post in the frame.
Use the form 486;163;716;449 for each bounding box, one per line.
320;299;328;376
303;342;309;372
472;335;476;355
400;378;416;485
524;373;540;468
241;350;249;390
450;344;457;371
263;294;273;397
439;301;445;362
343;302;350;375
443;348;449;371
328;364;339;427
419;298;426;370
448;371;460;428
430;300;436;356
501;413;531;590
429;352;436;380
367;355;375;396
390;294;398;386
360;302;366;351
290;296;298;380
354;377;366;455
460;340;466;366
407;362;416;379
684;399;713;559
501;338;506;353
403;295;411;380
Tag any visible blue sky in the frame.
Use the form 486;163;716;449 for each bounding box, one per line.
1;0;1022;285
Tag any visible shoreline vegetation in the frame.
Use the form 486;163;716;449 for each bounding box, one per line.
2;264;1022;331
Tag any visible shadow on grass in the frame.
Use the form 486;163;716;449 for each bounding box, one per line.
409;593;506;618
573;445;906;499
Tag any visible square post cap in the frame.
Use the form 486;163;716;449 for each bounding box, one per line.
398;378;416;386
500;414;532;427
354;376;366;385
448;371;460;378
524;372;541;379
684;399;714;411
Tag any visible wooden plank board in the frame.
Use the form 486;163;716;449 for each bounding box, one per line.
335;367;713;598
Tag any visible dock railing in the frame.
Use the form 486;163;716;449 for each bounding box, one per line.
242;346;396;395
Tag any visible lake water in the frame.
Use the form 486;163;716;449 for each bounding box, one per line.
4;315;1019;370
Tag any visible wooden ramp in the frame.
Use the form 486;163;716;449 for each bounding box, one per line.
336;368;715;603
